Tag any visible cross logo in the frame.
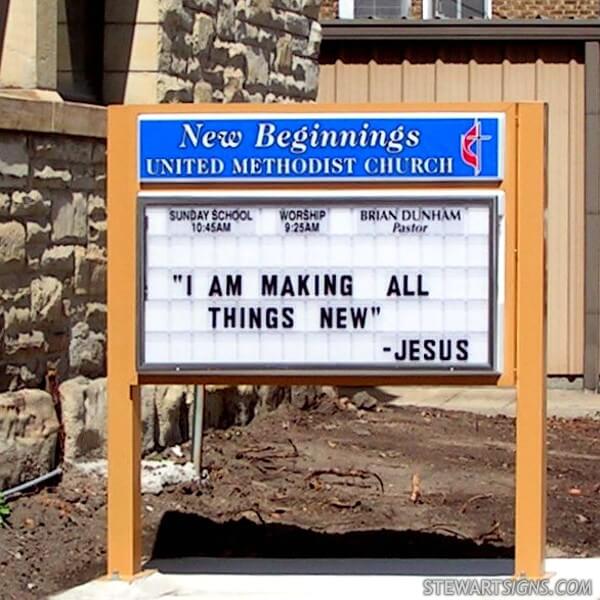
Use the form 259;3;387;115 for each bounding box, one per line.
460;119;492;176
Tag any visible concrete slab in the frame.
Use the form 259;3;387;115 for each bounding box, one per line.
380;386;600;419
52;558;600;599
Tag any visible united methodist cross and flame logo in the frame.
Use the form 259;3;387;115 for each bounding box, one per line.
460;119;492;176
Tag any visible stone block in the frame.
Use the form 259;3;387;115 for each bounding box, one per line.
161;0;194;33
26;221;51;246
41;245;75;275
155;385;190;447
33;164;73;185
59;376;107;461
216;0;236;40
46;329;70;354
202;66;225;88
183;0;218;14
193;81;213;103
4;306;31;337
290;385;337;410
292;55;319;96
223;67;246;102
210;40;247;71
0;193;11;216
87;194;106;225
92;144;106;165
69;322;105;378
0;221;26;274
11;190;49;218
32;136;94;164
246;47;269;85
5;363;41;391
351;390;378;410
51;192;88;244
31;276;64;324
4;307;31;336
0;134;29;179
94;172;106;191
157;74;194;103
283;10;311;36
191;12;215;53
273;0;304;12
0;389;59;489
74;245;106;297
167;54;189;77
85;303;107;332
71;165;97;191
268;70;297;96
306;20;321;57
4;331;46;356
89;221;107;246
0;283;30;309
141;386;157;452
302;0;320;19
275;35;294;73
187;56;202;79
204;385;260;428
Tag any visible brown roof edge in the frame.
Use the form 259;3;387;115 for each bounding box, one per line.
322;19;600;41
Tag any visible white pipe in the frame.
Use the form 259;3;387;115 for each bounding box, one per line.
2;468;62;500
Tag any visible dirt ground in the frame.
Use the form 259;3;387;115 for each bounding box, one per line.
1;397;599;599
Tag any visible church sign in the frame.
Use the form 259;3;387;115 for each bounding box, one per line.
108;103;547;580
138;113;504;183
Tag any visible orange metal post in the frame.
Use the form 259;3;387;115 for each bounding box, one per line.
514;103;548;578
107;106;142;578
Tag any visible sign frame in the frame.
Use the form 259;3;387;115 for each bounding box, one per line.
136;189;504;376
107;102;546;581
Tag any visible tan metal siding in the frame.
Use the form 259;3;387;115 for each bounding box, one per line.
318;43;585;375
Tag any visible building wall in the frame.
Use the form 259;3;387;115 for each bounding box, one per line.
157;0;322;104
493;0;598;19
0;97;106;392
319;41;585;375
320;0;598;20
103;0;323;104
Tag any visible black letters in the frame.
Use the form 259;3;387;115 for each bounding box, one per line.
456;339;469;361
209;274;242;297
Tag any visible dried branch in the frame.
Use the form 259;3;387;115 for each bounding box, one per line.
236;438;299;461
476;521;502;543
305;468;384;494
459;493;493;514
416;523;470;539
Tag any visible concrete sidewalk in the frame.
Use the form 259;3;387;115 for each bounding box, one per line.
53;558;600;599
376;386;600;419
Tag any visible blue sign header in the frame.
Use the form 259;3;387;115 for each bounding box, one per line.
138;112;504;183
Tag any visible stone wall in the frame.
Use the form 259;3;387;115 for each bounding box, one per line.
158;0;322;103
0;127;106;392
320;0;597;19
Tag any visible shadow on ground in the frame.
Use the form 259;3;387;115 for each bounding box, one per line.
148;511;514;576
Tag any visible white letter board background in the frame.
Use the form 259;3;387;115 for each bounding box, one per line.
142;198;496;370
